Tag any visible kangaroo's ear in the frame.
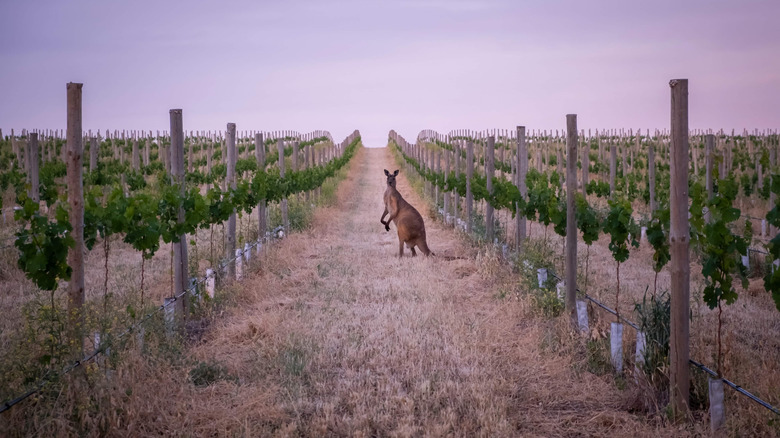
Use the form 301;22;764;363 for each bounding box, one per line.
384;169;389;176
393;169;399;176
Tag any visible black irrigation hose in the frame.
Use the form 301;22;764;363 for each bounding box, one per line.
546;268;779;417
0;232;279;414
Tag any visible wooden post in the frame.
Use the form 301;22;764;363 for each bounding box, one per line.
771;146;778;238
170;109;189;323
226;123;237;280
188;138;194;173
516;126;527;251
669;78;691;416
466;140;474;234
292;140;299;172
435;149;441;209
486;136;495;241
278;139;289;232
610;142;617;196
90;137;98;171
649;142;657;213
207;138;213;190
622;142;627;177
119;134;125;165
557;146;564;186
536;148;543;172
255;133;266;239
582;134;589;196
29;133;39;202
566;115;578;324
454;141;461;224
132;138;140;170
444;143;451;225
598;133;604;170
705;134;714;223
66;83;85;359
304;143;311;202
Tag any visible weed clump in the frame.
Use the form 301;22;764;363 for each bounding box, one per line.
189;360;236;387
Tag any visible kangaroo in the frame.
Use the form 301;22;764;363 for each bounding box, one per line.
380;169;434;257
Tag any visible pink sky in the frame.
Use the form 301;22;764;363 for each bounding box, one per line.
1;0;778;147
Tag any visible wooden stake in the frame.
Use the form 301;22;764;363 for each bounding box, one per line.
582;134;589;195
170;109;189;323
66;83;85;359
256;133;266;239
669;78;691;416
610;142;617;197
566;115;578;324
486;136;495;241
132;138;140;170
29;133;39;202
466;140;474;234
706;134;714;223
279;139;289;232
226;123;237;280
649;141;657;213
516;126;527;251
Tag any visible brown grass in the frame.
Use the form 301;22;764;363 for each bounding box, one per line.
1;146;775;436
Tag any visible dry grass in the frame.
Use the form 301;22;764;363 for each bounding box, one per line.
0;146;775;436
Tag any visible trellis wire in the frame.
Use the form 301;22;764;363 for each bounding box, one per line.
546;269;780;417
0;229;281;414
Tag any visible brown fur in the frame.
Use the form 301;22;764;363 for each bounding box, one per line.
380;169;434;257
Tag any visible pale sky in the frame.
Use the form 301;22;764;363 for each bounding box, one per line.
1;0;778;147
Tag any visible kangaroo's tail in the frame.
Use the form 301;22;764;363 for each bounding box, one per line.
419;239;435;257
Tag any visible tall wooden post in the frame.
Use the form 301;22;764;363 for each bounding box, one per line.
292;140;299;172
622;142;628;177
444;143;451;225
144;137;150;167
29;133;39;202
255;133;266;239
90;137;98;171
557;146;564;186
278;139;289;232
188;139;194;173
649;142;657;213
466;140;474;234
516;126;527;251
566;115;578;324
207;138;213;191
170;109;189;322
454;141;461;223
582;134;589;195
66;83;85;358
610;142;617;196
486;136;495;241
226;123;237;280
771;146;778;238
705;134;714;222
669;78;691;416
132;138;140;170
435;149;441;208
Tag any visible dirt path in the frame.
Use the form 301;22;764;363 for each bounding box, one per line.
159;147;683;437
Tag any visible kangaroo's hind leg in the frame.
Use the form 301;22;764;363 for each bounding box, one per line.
398;239;405;257
409;244;417;257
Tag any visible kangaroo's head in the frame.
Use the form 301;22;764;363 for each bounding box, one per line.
384;169;399;188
